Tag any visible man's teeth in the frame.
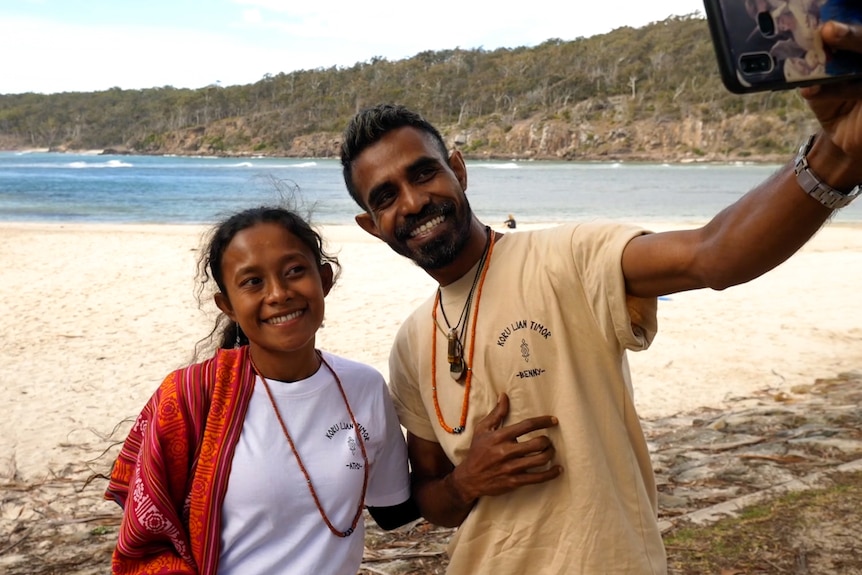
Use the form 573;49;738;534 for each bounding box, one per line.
411;216;445;237
267;310;302;324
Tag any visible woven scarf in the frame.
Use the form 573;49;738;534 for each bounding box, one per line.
105;346;255;575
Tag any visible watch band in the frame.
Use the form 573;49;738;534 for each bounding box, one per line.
793;134;861;210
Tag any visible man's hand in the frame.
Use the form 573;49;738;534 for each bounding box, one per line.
448;393;562;504
407;393;562;528
800;21;862;166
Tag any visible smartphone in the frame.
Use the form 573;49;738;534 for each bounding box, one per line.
703;0;862;93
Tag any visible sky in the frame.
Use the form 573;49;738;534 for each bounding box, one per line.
0;0;705;95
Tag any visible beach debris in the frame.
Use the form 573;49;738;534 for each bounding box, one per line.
1;374;860;574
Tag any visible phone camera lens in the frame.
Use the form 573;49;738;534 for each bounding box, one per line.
739;53;774;75
757;11;777;37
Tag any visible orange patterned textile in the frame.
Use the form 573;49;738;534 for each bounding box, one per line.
105;347;255;575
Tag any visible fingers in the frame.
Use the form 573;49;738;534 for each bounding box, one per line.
497;414;559;442
515;464;564;487
457;403;563;497
502;437;557;471
801;77;862;100
803;21;862;101
536;465;564;482
799;84;821;99
476;393;510;432
821;21;862;54
511;433;555;458
496;452;563;488
489;422;559;474
469;445;562;495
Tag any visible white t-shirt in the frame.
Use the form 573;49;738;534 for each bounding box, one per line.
218;352;410;575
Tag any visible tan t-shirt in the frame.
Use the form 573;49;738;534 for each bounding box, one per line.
389;222;665;574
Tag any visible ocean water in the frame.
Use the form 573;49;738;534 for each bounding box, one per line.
1;151;860;225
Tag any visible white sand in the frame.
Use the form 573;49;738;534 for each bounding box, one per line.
2;220;861;480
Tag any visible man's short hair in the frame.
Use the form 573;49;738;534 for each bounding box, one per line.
340;104;449;209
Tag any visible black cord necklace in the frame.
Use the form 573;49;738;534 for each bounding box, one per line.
437;226;492;381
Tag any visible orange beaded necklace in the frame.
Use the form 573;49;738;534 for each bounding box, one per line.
431;229;497;434
250;351;369;537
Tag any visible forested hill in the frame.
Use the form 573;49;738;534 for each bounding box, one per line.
0;14;819;162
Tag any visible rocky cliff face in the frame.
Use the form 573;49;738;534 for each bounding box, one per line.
8;98;814;164
139;105;813;164
446;98;818;163
451;115;804;163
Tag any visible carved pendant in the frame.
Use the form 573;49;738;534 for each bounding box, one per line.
446;329;459;364
447;330;466;382
449;359;465;381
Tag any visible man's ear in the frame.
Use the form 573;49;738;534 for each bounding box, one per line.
214;292;236;321
355;212;382;239
320;263;334;296
449;149;468;192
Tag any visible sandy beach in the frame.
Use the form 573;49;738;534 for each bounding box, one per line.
1;220;861;482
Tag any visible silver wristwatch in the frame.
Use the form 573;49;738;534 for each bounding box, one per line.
793;134;861;210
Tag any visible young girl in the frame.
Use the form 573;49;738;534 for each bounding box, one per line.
105;206;417;574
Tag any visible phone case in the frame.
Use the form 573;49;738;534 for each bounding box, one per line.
703;0;862;93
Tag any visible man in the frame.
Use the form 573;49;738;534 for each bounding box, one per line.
339;21;862;574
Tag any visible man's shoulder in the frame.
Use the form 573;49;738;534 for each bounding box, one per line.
398;291;437;328
498;222;646;271
501;221;623;247
518;221;647;243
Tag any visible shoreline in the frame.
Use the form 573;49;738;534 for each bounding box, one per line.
1;146;791;165
4;218;862;234
2;220;861;481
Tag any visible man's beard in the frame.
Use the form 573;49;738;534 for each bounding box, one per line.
393;199;473;270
